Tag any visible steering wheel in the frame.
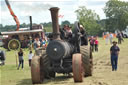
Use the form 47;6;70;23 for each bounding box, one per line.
73;21;81;52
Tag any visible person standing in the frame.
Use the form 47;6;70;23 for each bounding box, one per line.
36;38;41;48
110;41;120;71
89;36;95;52
28;37;33;50
17;48;24;70
109;32;113;44
33;38;37;50
40;38;46;47
63;25;72;40
0;50;6;65
94;37;99;52
105;32;109;45
28;51;34;67
33;38;41;50
102;32;105;40
117;32;122;44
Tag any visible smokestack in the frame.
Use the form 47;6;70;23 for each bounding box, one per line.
30;16;32;30
50;7;60;40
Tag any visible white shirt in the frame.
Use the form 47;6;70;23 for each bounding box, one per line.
109;34;113;38
28;53;34;60
37;40;41;47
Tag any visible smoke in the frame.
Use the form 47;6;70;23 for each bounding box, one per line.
1;1;54;13
12;2;54;13
1;1;54;25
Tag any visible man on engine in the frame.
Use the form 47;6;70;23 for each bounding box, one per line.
79;25;88;45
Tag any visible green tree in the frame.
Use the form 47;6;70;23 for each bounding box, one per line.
40;22;52;32
75;6;101;35
0;24;3;28
61;20;71;27
4;25;16;31
104;0;128;31
0;24;3;32
20;23;27;28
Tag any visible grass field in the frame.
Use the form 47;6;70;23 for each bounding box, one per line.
0;38;128;85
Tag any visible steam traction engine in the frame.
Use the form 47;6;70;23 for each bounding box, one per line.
31;7;93;84
1;0;44;50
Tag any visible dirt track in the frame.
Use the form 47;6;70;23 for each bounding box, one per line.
42;57;128;85
41;40;128;85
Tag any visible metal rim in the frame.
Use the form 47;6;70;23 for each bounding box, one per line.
72;53;84;82
8;39;21;50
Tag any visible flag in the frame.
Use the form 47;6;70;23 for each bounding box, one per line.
58;14;64;18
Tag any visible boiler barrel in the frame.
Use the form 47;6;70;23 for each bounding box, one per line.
46;40;74;61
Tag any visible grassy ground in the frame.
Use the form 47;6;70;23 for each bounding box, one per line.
0;38;128;85
0;48;32;85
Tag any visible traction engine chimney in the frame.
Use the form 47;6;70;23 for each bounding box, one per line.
50;7;60;40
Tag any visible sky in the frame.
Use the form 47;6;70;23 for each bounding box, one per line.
0;0;128;26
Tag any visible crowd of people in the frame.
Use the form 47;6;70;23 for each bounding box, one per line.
7;24;124;72
17;36;49;69
103;32;115;45
89;36;99;52
103;32;124;45
31;37;49;50
102;31;125;71
16;25;120;70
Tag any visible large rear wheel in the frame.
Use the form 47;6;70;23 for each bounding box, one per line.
72;53;84;82
80;45;93;76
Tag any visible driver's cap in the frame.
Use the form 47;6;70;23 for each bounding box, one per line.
80;25;83;28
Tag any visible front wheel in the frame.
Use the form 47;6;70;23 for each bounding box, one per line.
31;56;42;84
72;53;84;82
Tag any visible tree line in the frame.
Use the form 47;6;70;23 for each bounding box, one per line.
0;22;52;32
76;0;128;36
0;0;128;36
